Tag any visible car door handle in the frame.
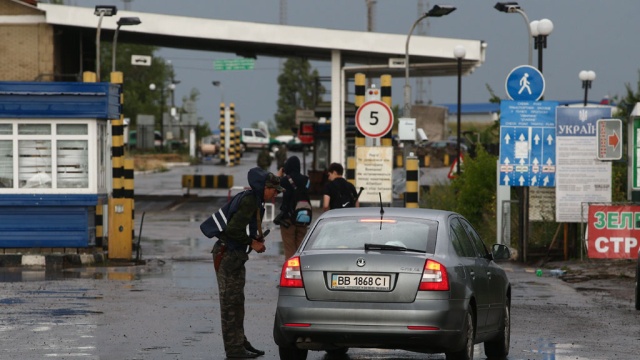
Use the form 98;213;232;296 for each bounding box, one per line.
486;271;492;279
469;270;475;279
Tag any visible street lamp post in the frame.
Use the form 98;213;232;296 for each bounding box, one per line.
149;82;178;149
494;2;532;66
454;45;466;176
579;70;596;106
530;18;553;73
494;1;534;263
94;5;118;82
112;17;141;73
403;5;456;117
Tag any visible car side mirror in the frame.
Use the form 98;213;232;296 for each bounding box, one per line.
491;244;511;261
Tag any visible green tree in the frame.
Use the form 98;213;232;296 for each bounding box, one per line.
274;58;323;131
450;146;498;241
612;70;640;201
100;42;179;130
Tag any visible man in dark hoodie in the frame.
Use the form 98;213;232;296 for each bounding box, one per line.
277;156;310;260
212;167;283;358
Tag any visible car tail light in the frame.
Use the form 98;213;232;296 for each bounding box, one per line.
280;256;303;288
419;259;449;291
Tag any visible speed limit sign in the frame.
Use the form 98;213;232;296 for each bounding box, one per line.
355;100;394;138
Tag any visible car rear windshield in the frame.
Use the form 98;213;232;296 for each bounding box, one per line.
304;216;437;253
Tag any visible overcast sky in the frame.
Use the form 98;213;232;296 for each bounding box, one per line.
75;0;640;130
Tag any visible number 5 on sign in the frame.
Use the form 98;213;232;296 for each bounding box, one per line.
355;100;394;138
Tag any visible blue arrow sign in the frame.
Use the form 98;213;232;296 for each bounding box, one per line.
499;100;558;187
505;65;545;101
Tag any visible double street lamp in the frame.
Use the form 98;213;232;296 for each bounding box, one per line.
149;82;179;147
403;5;456;117
111;17;141;73
530;19;553;73
579;70;596;106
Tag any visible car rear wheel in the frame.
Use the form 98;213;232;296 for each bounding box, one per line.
278;346;308;360
445;308;475;360
484;301;510;359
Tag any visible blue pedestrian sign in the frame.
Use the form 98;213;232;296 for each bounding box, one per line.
499;100;558;187
505;65;545;101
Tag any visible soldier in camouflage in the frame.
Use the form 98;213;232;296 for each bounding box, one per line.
212;168;283;358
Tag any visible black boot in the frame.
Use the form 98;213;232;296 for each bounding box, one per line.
226;349;259;359
244;341;265;356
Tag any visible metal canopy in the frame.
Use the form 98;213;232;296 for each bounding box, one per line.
37;3;485;78
37;3;487;165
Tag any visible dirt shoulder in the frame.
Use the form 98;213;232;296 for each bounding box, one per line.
542;258;638;305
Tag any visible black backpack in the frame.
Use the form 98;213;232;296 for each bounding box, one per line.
335;180;356;208
200;190;252;238
286;176;312;226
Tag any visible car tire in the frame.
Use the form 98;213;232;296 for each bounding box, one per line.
326;347;349;358
445;308;474;360
278;346;308;360
484;301;510;359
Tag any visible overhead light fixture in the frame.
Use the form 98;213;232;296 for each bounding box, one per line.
94;5;117;16
494;2;520;13
426;5;456;17
117;16;141;26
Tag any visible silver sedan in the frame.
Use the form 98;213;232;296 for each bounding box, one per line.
273;207;511;360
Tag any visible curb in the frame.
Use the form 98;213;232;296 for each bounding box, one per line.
0;253;107;268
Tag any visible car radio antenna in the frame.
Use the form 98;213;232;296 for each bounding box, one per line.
379;192;384;230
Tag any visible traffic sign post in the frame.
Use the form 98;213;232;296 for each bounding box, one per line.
505;65;545;101
499;100;558;187
354;100;393;138
596;119;622;160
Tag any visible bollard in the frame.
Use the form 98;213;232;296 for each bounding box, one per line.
405;154;419;208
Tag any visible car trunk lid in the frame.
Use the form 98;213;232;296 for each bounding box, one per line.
301;251;427;303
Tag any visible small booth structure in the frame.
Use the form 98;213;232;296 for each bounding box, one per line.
0;82;119;249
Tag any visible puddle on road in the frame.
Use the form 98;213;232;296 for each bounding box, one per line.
0;233;284;289
518;337;603;360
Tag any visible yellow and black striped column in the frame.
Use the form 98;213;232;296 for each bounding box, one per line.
348;73;366;184
110;72;125;198
219;102;226;164
108;71;133;259
405;155;419;208
228;103;236;166
380;75;393;147
235;129;242;161
95;200;104;248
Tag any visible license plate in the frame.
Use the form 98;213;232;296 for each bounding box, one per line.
331;274;391;291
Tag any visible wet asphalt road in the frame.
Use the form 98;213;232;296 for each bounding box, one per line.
1;151;639;359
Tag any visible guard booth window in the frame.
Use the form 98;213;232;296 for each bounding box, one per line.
0;121;95;191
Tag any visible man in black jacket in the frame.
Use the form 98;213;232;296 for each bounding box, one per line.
322;162;359;211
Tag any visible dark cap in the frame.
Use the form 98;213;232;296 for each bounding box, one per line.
265;173;285;192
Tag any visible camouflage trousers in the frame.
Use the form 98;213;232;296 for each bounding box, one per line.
213;243;249;355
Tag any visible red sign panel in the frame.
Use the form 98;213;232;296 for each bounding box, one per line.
587;204;640;259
